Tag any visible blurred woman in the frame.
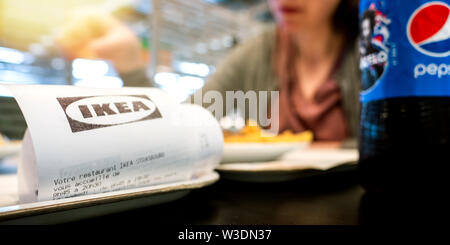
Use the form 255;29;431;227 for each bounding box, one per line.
199;0;360;142
57;0;360;144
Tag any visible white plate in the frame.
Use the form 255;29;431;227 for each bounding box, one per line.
221;142;309;163
0;171;219;224
216;149;358;182
0;142;21;160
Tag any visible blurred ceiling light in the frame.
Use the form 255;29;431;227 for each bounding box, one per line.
160;86;190;103
0;70;39;84
23;53;35;65
209;39;222;51
155;72;205;103
0;86;13;97
154;72;179;86
74;76;123;89
28;43;47;57
195;43;208;54
72;59;109;79
51;58;66;70
177;62;209;77
178;75;205;90
222;35;234;48
40;35;54;47
0;47;25;64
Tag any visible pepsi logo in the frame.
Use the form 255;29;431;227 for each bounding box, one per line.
407;1;450;57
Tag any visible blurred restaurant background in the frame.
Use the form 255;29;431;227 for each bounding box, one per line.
0;0;273;139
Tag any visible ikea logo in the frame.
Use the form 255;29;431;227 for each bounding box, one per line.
57;95;162;132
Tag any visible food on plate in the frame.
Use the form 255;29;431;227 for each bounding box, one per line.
0;134;4;146
223;124;313;143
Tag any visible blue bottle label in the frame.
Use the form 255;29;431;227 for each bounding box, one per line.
359;0;450;102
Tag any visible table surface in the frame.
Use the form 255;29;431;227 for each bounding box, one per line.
70;168;367;225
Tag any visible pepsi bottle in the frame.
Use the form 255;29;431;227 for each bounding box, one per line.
358;0;450;194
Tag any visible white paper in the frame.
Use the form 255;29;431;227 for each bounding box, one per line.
280;149;359;170
18;130;37;203
4;84;223;203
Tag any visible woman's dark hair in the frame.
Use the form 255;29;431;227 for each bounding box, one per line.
333;0;360;44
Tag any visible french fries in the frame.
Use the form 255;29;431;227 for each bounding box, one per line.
224;124;313;143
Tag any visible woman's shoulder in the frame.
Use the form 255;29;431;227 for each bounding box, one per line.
230;25;277;59
204;26;278;93
335;39;361;138
336;39;360;81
